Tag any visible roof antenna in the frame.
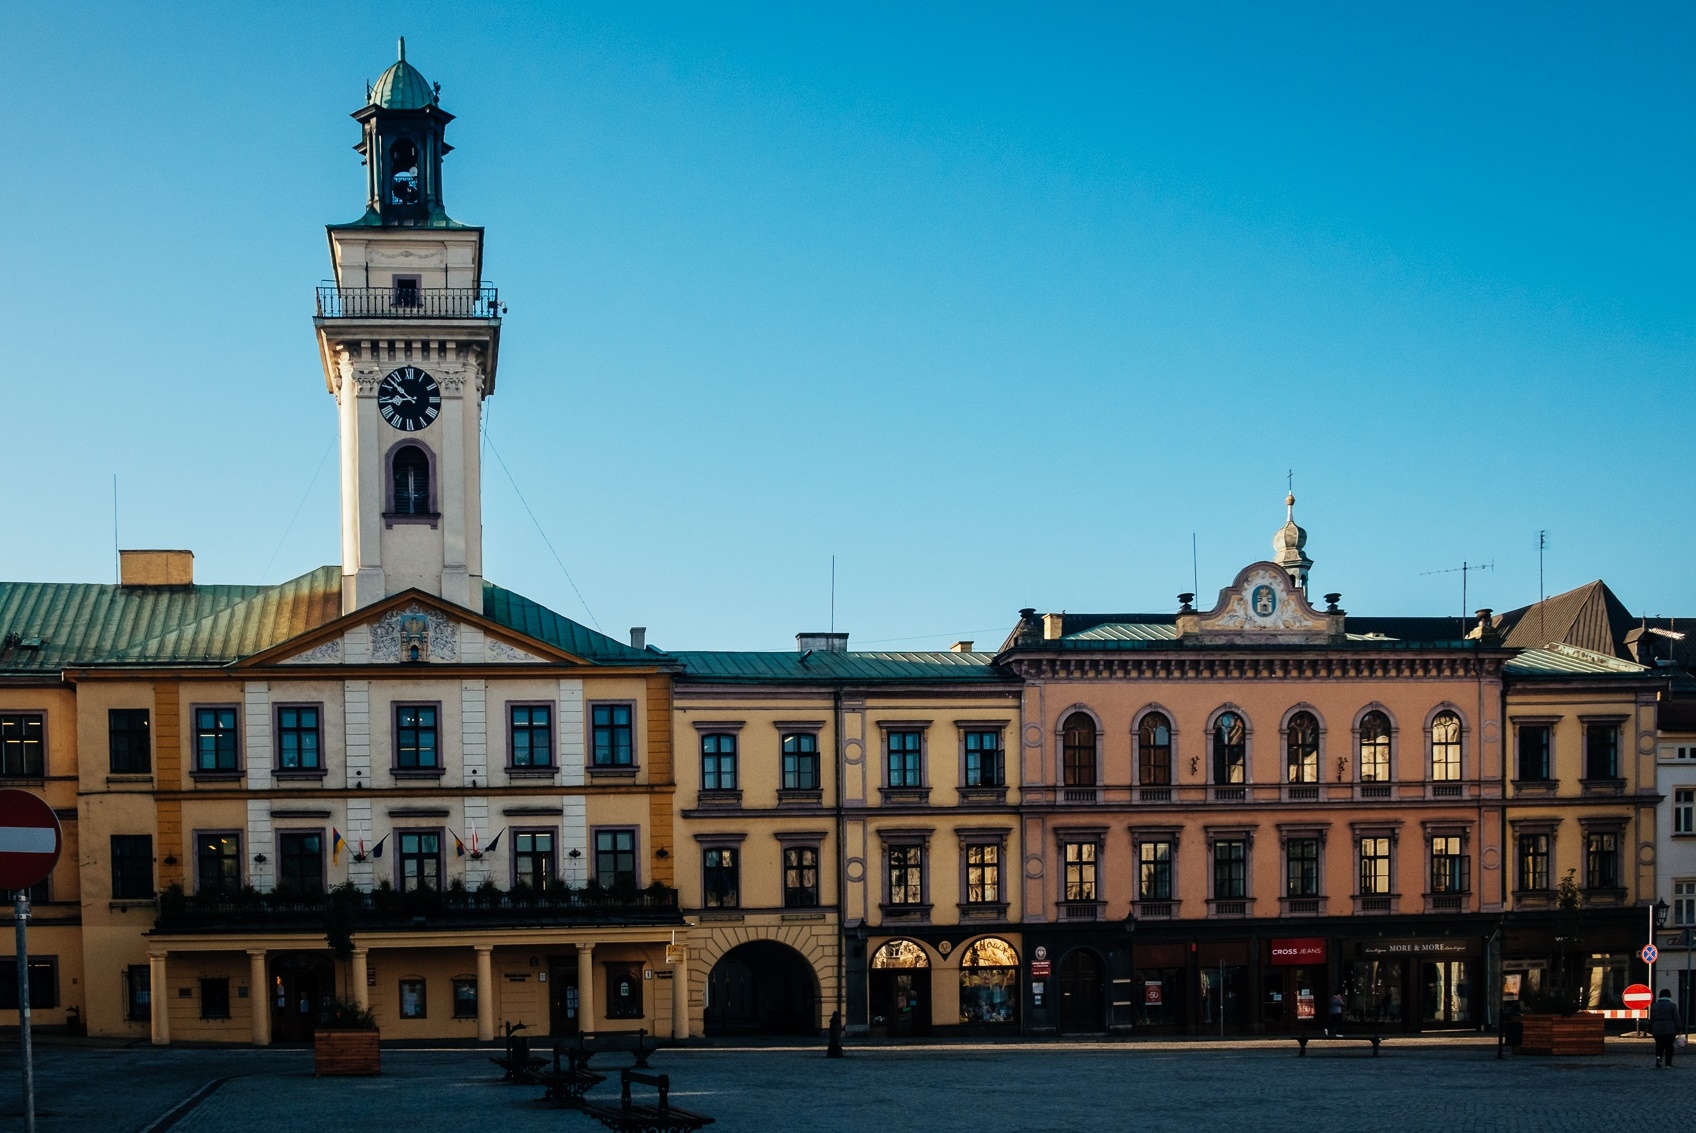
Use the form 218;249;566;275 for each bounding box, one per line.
1421;560;1495;620
112;474;120;585
1191;533;1198;598
1537;530;1547;644
830;555;836;634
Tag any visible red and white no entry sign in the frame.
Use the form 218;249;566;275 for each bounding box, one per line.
1622;983;1654;1011
0;789;62;891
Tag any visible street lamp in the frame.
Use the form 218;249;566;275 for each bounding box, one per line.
1655;898;1671;930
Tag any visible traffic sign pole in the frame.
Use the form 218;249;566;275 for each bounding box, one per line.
0;789;65;1133
15;890;34;1133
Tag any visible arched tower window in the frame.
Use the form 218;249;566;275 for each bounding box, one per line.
388;137;420;206
1431;711;1462;782
1359;711;1392;782
1213;712;1246;784
392;445;430;515
1285;711;1319;784
1138;713;1172;786
1061;713;1097;787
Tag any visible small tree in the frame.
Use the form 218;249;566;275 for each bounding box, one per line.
1526;869;1589;1014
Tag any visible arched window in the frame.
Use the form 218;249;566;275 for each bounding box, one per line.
392;445;430;515
1359;711;1392;782
1138;713;1172;786
870;940;930;969
1431;711;1462;782
388;137;420;205
1285;711;1319;784
1061;713;1097;787
959;938;1019;1026
1213;712;1246;784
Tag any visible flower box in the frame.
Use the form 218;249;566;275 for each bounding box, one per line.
1514;1013;1605;1056
314;1028;381;1076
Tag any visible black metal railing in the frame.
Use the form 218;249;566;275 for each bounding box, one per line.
315;285;501;319
153;883;679;934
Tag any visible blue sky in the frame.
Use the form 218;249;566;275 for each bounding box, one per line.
2;3;1691;650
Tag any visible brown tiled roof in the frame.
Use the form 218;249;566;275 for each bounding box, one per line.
1493;580;1637;658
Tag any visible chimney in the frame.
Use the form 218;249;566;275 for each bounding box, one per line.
1042;613;1064;641
629;627;646;651
119;550;194;587
950;641;974;653
796;632;849;653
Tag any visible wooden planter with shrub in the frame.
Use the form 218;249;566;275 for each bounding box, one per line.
1514;1013;1605;1056
314;999;380;1076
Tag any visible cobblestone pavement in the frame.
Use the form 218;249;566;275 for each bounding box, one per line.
3;1037;1692;1132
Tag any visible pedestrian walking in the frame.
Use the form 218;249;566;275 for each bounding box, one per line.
1328;992;1345;1038
1650;988;1684;1068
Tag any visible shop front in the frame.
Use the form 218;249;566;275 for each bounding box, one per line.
1263;937;1327;1032
1345;937;1480;1031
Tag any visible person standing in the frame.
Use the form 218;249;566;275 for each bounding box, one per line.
1328;991;1346;1038
1650;988;1684;1068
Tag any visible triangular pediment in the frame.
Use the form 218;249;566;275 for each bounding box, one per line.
242;590;576;668
1182;563;1336;644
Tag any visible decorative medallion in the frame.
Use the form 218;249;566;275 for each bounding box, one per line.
370;603;458;662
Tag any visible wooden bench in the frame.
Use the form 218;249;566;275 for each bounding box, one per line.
579;1069;713;1133
531;1040;606;1107
490;1022;547;1082
1296;1031;1382;1057
563;1028;656;1070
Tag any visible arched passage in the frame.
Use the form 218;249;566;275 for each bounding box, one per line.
704;941;819;1037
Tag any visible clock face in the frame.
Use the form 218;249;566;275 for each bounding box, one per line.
377;367;442;431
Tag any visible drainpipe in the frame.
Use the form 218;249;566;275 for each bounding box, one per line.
834;683;849;1028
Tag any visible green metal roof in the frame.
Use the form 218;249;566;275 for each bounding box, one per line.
673;650;1008;684
1065;623;1179;643
113;567;343;664
480;582;662;666
370;43;436;110
1503;643;1650;677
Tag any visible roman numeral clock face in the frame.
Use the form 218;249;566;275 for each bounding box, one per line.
377;366;442;431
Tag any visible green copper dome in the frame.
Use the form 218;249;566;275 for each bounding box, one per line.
370;38;436;110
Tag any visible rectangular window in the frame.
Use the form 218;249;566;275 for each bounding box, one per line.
108;708;151;774
193;706;239;773
196;832;241;896
703;847;739;908
0;958;57;1010
1518;833;1551;892
1358;837;1391;896
0;713;45;778
1213;840;1246;899
700;733;738;791
392;274;422;308
277;831;324;894
1675;879;1696;928
398;830;442;892
606;965;643;1019
1585;831;1620;890
453;978;478;1019
1675;788;1695;836
887;844;924;904
396;705;439;769
886;730;923;788
966;843;1001;904
1429;835;1468;894
1286;838;1320;897
111;834;154;900
275;706;321;770
124;964;151;1022
1066;841;1100;902
591;704;634;767
513;830;556;890
782;733;820;790
1584;724;1619;780
964;730;1004;788
1517;725;1551;781
594;829;637;889
398;978;426;1019
510;704;553;768
783;846;820;908
1136;840;1169;900
200;977;230;1020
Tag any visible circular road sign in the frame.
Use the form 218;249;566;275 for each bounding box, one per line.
1641;943;1660;965
0;789;62;891
1622;983;1654;1011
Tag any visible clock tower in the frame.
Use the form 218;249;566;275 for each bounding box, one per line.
313;41;502;614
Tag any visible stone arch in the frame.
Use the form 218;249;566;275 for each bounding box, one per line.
687;924;839;1034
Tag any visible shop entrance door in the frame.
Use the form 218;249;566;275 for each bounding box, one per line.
549;960;580;1037
1263;966;1323;1032
1420;960;1472;1026
271;954;334;1043
869;969;931;1036
1057;951;1103;1034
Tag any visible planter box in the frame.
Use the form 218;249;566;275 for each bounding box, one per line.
1514;1013;1605;1056
314;1029;381;1076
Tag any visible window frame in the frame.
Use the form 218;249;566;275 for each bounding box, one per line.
1210;709;1249;785
964;841;1003;906
1675;787;1696;837
1212;838;1248;900
0;958;58;1011
1584;829;1622;890
961;727;1006;789
452;977;478;1019
511;827;558;891
883;726;927;790
1515;721;1555;783
1059;711;1099;788
393;702;443;773
883;836;929;909
387;441;436;520
701;843;741;909
699;731;739;792
605;964;644;1020
589;701;637;769
781;730;822;791
395;828;444;893
1428;709;1464;783
1517;831;1553;893
1285;835;1323;897
276;828;326;894
274;702;324;773
1357;835;1394;896
1135;838;1171;901
1428;833;1470;895
108;708;151;775
507;701;555;770
0;712;45;779
398;977;428;1019
197;976;230;1020
1283;708;1322;785
110;834;154;900
1582;720;1623;782
1356;708;1393;783
781;839;822;909
193;829;243;896
190;704;242;776
593;826;640;890
1136;710;1174;787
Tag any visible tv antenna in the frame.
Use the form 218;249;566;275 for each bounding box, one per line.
1421;560;1494;619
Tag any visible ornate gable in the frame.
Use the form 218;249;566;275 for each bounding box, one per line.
1178;562;1341;645
255;593;559;667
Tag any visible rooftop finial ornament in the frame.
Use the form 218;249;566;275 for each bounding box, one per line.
398;36;406;62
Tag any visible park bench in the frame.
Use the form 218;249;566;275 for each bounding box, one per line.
530;1041;606;1108
491;1021;547;1082
562;1028;657;1070
1295;1029;1382;1057
579;1068;713;1133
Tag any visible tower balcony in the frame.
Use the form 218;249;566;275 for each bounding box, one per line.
315;284;502;320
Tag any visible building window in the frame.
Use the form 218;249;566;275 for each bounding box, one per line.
196;832;241;896
397;830;442;892
1139;713;1173;785
966;843;1001;904
453;978;478;1019
277;831;324;894
199;977;229;1020
1358;837;1392;895
509;704;553;768
1358;711;1391;782
1213;712;1246;784
399;978;427;1019
110;835;154;900
1285;711;1320;784
276;706;321;770
958;937;1019;1027
1676;788;1696;836
887;844;924;904
591;704;634;767
1518;833;1551;892
1430;712;1462;781
514;830;556;890
0;714;45;778
392;445;430;515
1286;838;1320;897
108;708;151;774
783;846;820;908
1066;841;1100;901
606;965;643;1019
1585;831;1620;890
1061;713;1096;786
193;707;239;773
594;829;638;890
964;730;1004;788
1518;724;1552;781
1137;840;1171;901
1213;840;1247;899
1584;724;1619;780
782;733;820;790
886;729;923;788
1429;835;1468;893
700;733;737;791
395;705;439;769
0;958;57;1011
1674;879;1696;927
124;964;151;1022
703;847;739;908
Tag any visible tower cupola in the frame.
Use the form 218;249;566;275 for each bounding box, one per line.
1272;492;1313;594
352;38;457;227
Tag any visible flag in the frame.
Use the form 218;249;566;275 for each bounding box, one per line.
484;828;504;855
332;828;347;865
371;832;390;859
452;830;466;857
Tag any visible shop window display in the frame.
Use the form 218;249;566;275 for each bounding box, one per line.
958;937;1019;1026
1343;960;1404;1024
